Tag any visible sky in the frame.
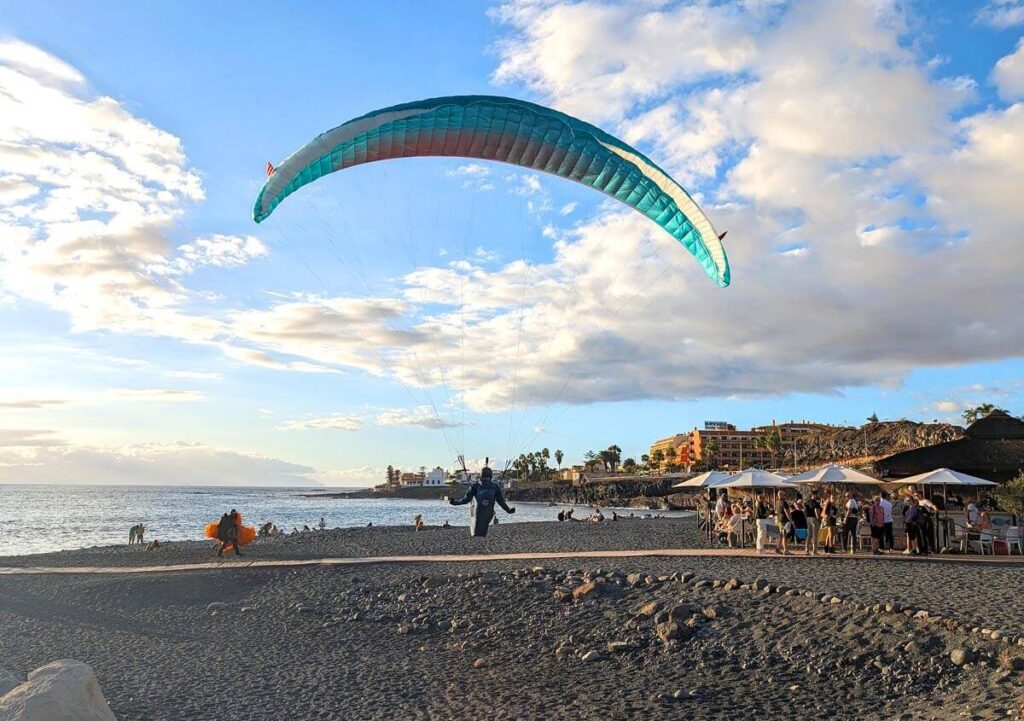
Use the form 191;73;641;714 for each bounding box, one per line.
1;0;1023;486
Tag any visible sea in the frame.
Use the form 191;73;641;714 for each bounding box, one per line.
0;484;687;557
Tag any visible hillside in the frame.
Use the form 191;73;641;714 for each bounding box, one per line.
792;420;962;467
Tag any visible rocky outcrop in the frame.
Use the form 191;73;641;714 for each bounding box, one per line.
0;660;116;721
793;421;962;467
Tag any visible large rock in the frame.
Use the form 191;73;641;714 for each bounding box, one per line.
0;660;116;721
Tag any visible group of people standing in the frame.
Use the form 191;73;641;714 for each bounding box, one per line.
713;488;941;556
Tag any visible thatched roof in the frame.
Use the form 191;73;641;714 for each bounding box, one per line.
874;411;1024;482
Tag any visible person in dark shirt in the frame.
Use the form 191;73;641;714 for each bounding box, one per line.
790;501;808;546
804;494;822;556
774;494;793;555
449;465;515;537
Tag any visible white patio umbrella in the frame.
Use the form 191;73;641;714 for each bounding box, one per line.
672;471;730;489
890;468;997;552
716;468;794;489
788;464;884;486
890;468;997;486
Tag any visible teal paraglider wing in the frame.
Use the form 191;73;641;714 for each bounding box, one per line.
253;95;729;287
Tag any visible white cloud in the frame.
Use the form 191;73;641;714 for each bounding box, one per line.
559;201;577;216
447;162;494;190
0;399;67;409
167;370;221;380
0;40;262;352
929;399;962;414
278;415;363;431
993;38;1024;100
0;429;66;447
107;388;206;403
491;0;757;123
376;406;462;429
977;1;1024;28
174;234;268;273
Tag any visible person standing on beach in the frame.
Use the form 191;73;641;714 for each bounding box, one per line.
879;491;894;552
842;492;859;555
774;493;792;555
804;493;821;556
128;524;139;545
754;494;770;553
821;493;838;553
137;523;145;545
449;465;515;537
869;495;885;555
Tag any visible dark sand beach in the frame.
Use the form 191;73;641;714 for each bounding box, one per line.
2;518;1023;720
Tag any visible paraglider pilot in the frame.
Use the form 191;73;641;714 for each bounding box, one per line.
449;463;515;537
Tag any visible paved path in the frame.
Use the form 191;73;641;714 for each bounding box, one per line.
3;547;1023;575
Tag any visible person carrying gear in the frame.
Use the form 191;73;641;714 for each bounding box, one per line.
449;463;515;537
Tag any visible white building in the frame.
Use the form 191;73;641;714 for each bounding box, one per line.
424;467;447;486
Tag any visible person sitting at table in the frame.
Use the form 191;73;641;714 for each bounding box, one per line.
714;505;733;544
978;511;993;531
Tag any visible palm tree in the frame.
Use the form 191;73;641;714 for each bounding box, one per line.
664;446;677;467
623;457;636;472
606;445;622;472
651;449;665;474
867;412;880;423
640;453;650;471
962;403;1004;425
555;449;564;469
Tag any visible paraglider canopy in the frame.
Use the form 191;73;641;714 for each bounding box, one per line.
253;95;730;287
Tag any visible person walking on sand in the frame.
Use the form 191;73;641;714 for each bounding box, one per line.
804;492;821;556
318;517;326;531
217;510;242;558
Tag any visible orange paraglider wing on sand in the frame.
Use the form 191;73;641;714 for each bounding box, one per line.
205;514;256;551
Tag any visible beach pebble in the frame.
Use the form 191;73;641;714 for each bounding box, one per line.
606;641;633;654
950;649;976;667
573;580;600;599
207;602;229;612
672;689;696;701
472;658;487;669
580;650;602;663
635;601;659;617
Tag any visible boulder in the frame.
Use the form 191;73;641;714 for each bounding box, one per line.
0;660;116;721
655;621;692;644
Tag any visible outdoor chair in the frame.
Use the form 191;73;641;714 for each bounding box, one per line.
1005;526;1023;556
963;529;994;555
857;522;873;551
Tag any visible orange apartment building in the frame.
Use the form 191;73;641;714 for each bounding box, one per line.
650;421;835;471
